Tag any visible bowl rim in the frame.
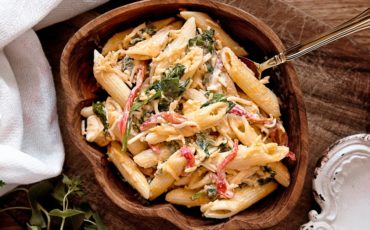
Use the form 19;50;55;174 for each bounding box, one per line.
60;0;309;229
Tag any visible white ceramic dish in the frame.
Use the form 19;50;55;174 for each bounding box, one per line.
301;134;370;230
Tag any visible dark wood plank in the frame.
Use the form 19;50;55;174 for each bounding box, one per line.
282;0;370;49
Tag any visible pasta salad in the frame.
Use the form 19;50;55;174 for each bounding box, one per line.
81;11;296;219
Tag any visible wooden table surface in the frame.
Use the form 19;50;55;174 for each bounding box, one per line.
1;0;369;229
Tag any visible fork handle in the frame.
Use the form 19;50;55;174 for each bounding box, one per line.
260;7;370;71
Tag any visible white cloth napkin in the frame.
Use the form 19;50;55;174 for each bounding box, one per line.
0;0;108;196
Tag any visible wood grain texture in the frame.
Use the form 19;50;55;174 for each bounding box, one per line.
59;1;307;229
282;0;370;50
1;0;369;229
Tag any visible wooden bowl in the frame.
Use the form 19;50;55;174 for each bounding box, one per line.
60;0;308;229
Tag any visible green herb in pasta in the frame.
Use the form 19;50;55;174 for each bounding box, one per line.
92;101;108;131
189;28;216;53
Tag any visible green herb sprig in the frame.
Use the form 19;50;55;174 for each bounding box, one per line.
131;64;188;112
188;28;216;53
196;133;210;158
92;102;108;132
0;175;106;230
201;93;235;111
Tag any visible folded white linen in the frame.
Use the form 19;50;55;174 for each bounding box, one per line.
0;0;108;196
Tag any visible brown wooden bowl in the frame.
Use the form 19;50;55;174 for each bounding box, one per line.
60;0;308;229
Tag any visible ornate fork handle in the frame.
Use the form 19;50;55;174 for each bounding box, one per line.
260;8;370;71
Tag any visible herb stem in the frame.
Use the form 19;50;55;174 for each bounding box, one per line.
0;206;31;212
60;217;66;230
63;190;72;210
84;219;97;225
38;203;51;230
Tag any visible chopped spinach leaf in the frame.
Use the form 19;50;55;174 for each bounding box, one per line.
129;37;145;46
191;191;204;200
218;142;231;152
121;56;133;72
131;64;188;112
0;180;5;187
141;26;156;36
206;62;214;73
188;28;216;53
196;133;210;157
201;93;235;112
207;185;217;200
92;101;108;131
257;177;274;186
263;166;276;178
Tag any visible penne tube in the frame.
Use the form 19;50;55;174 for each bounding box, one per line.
152;17;196;76
149;151;187;200
145;124;199;145
166;188;211;207
229;166;260;185
187;167;212;190
102;27;133;55
177;46;203;80
85;115;109;147
133;143;173;168
200;182;278;218
221;47;281;117
127;136;148;155
267;162;290;187
80;106;94;118
174;174;192;186
150;17;177;30
228;115;260;146
93;50;131;108
185;102;228;130
133;149;158;168
125;23;182;60
107;142;150;199
179;11;247;56
122;23;147;48
227;143;289;170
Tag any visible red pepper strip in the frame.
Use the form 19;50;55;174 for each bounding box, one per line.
229;105;272;124
216;140;239;198
286;151;296;161
118;64;146;138
149;144;161;154
140;112;188;131
228;105;246;116
180;145;195;169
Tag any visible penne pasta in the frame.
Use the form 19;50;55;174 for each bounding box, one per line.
179;11;247;56
185;102;228;130
177;46;203;80
133;143;173;168
200;182;278;218
228;115;260;146
227;143;289;170
221;47;281;117
267;162;290;187
93;50;131;108
107;142;150;199
166;188;211;207
102;27;133;55
151;17;196;77
149;151;187;200
125;23;182;60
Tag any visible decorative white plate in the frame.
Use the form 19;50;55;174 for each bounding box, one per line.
301;134;370;230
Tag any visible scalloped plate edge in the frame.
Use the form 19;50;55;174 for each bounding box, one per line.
300;134;370;230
